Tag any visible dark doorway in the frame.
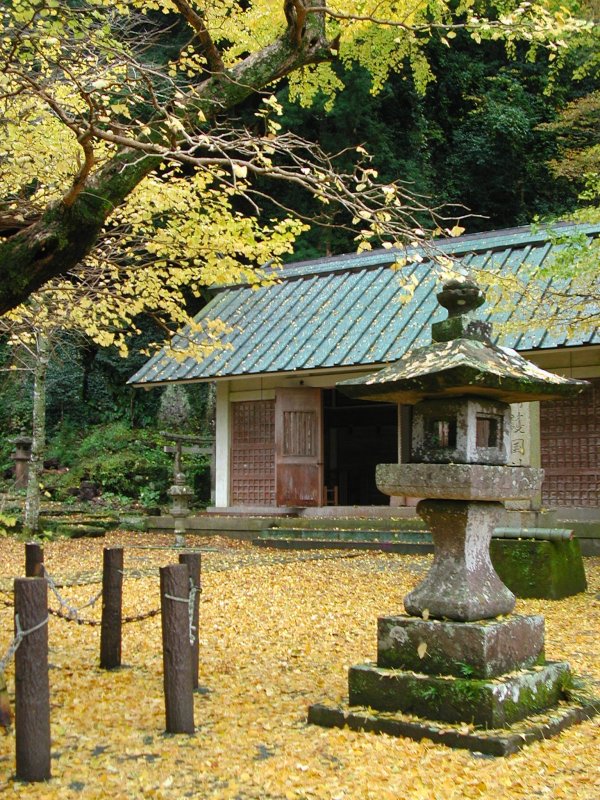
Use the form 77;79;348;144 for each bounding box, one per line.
323;389;398;505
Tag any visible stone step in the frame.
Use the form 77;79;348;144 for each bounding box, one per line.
254;529;434;554
254;538;434;554
259;528;432;543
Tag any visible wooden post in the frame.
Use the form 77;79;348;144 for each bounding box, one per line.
179;552;201;689
160;564;194;734
100;547;123;669
25;542;44;578
14;577;50;782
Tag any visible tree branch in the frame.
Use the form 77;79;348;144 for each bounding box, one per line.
62;134;96;208
285;0;309;47
170;0;225;73
0;7;332;315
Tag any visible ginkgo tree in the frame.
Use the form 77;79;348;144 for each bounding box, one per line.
1;296;78;533
0;0;593;324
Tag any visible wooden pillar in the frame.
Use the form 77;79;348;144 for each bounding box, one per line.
100;547;123;669
14;578;51;782
25;542;44;578
160;564;194;734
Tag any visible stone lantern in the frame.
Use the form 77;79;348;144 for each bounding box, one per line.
308;278;598;754
11;431;32;489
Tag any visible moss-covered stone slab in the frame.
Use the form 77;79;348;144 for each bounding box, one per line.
348;661;572;727
307;693;600;756
490;538;587;599
40;515;118;534
377;614;544;678
118;515;149;532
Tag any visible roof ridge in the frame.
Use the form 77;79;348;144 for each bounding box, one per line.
216;221;600;290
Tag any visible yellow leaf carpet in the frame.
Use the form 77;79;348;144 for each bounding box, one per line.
0;533;598;800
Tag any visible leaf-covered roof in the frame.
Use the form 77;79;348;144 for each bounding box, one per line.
129;223;600;386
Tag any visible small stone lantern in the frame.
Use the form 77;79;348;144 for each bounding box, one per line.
164;434;196;547
308;277;598;753
11;432;32;489
163;431;212;547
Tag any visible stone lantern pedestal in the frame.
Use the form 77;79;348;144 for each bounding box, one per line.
308;278;599;755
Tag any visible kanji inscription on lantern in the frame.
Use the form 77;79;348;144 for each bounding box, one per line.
509;402;531;466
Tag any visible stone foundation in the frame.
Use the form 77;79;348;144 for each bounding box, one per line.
348;661;571;727
308;697;599;757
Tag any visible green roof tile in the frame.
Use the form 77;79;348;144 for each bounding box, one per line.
129;223;600;386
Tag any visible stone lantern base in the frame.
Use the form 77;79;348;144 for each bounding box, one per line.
308;694;598;757
308;611;599;755
347;612;568;728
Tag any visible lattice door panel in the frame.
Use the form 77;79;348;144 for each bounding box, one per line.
540;378;600;508
230;400;275;506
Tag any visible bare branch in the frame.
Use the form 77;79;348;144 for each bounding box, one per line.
171;0;225;72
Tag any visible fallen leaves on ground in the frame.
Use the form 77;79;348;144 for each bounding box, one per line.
0;533;598;800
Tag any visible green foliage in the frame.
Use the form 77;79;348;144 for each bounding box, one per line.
0;513;18;537
271;23;595;259
39;421;212;506
274;64;435;259
458;662;476;679
70;423;170;497
138;485;162;509
426;44;580;227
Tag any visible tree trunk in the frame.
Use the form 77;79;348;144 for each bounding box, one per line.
23;333;50;534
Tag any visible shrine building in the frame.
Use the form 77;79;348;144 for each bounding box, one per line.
129;223;600;519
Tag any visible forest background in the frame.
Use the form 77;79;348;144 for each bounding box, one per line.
0;0;598;513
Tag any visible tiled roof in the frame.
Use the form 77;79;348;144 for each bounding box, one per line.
129;223;600;386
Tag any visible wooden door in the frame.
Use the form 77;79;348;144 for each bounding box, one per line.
275;388;323;506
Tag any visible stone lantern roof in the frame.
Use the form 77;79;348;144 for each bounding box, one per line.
338;278;589;405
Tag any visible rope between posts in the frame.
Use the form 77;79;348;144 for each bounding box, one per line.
0;613;49;673
47;606;162;626
2;593;160;625
42;565;102;623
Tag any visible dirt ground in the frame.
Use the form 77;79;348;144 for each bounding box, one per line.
0;532;598;799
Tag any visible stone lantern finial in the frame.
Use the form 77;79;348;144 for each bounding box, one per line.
432;276;491;344
436;277;485;316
